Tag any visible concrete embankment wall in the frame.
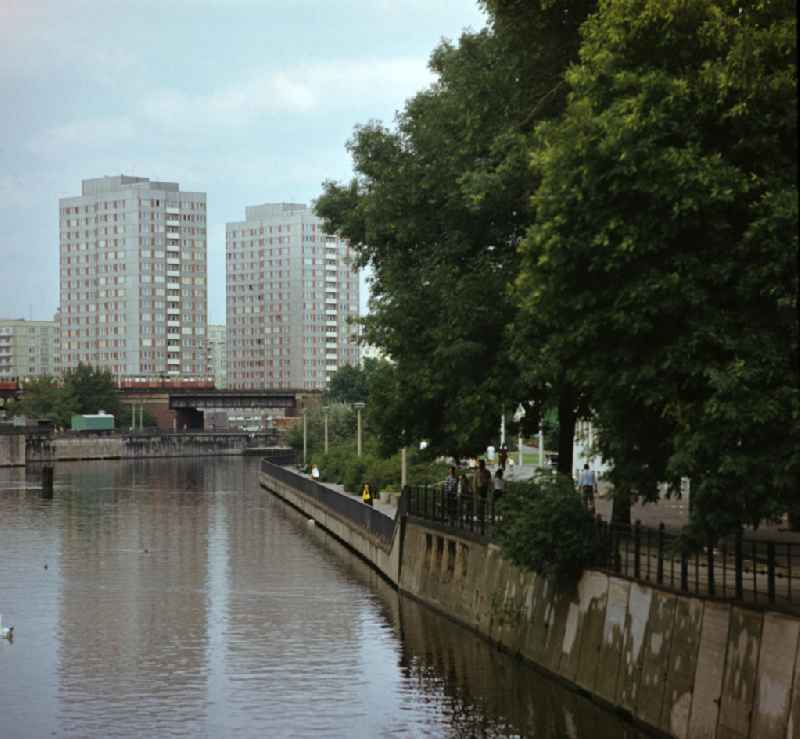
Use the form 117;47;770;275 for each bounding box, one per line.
22;432;280;464
400;522;800;739
259;466;800;739
0;432;25;466
259;470;401;585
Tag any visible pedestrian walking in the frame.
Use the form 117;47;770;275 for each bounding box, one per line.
474;459;491;524
493;468;505;504
579;464;597;512
311;464;320;480
443;465;458;524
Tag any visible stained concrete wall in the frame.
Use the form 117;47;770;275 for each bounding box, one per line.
400;522;800;739
25;432;281;463
258;466;800;739
0;431;25;466
259;470;401;585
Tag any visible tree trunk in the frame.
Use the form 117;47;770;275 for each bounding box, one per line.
557;381;576;476
611;489;632;526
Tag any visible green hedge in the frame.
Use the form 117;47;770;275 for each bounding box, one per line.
494;473;598;580
310;441;448;495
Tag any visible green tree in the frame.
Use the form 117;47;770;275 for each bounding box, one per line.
495;473;597;580
9;376;77;427
324;357;387;404
317;2;595;463
518;0;798;534
63;363;122;417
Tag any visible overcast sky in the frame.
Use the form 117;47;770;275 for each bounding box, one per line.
0;0;486;324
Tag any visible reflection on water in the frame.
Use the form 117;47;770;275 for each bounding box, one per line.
0;459;650;738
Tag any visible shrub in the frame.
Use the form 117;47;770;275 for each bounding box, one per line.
309;442;449;495
495;473;597;580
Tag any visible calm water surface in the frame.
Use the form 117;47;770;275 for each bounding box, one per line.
0;458;649;738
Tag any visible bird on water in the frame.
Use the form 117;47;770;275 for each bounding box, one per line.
0;614;14;640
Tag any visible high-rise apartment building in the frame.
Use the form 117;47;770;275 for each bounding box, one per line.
207;324;227;388
0;318;59;379
59;176;208;377
226;203;360;389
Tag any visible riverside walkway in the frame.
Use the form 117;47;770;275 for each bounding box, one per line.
294;470;398;519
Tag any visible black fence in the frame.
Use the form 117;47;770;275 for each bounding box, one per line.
595;521;798;614
260;460;397;547
260;447;296;466
406;483;799;614
406;484;499;537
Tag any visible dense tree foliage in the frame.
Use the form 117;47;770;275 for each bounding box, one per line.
63;364;122;418
317;0;796;534
317;2;594;463
323;357;390;405
518;0;798;535
9;364;128;428
495;474;597;579
8;376;77;427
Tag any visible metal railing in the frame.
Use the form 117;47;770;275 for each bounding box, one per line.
405;483;798;614
594;521;798;614
406;484;499;538
260;460;397;547
260;448;296;466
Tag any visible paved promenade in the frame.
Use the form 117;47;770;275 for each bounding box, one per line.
295;470;397;519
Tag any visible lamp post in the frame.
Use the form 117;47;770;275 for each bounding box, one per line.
302;410;308;468
353;402;365;457
323;406;329;455
538;426;545;468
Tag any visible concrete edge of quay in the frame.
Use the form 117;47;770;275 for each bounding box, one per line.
259;463;800;739
0;430;287;466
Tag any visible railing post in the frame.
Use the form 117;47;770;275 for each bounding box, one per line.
680;537;689;592
634;521;642;580
707;537;715;596
611;524;619;572
657;523;665;584
734;530;743;599
767;542;776;603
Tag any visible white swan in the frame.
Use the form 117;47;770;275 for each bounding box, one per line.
0;614;14;640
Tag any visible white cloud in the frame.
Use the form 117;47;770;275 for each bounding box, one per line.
28;116;136;158
140;57;433;132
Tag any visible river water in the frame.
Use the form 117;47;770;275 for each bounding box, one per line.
0;458;650;738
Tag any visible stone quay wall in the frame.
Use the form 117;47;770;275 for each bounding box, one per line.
8;430;282;464
259;463;800;739
0;430;25;467
258;469;401;585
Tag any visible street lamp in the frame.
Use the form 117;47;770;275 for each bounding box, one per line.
539;425;544;468
302;410;308;468
353;402;366;457
322;405;329;455
400;428;407;489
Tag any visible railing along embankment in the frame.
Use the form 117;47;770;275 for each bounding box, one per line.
259;460;401;584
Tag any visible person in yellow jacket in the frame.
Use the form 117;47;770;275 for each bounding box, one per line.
361;482;373;507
